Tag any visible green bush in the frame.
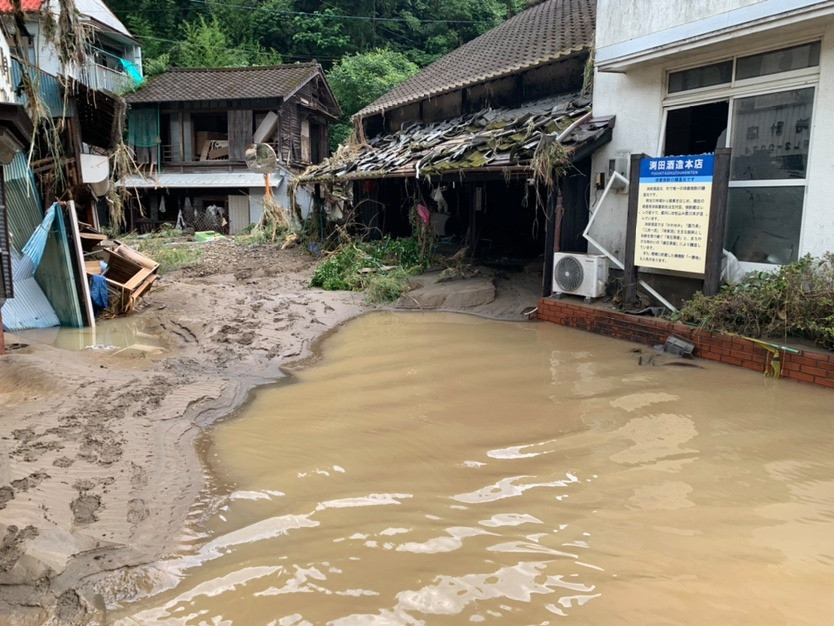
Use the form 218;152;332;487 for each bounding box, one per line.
364;268;413;304
310;236;428;300
678;254;834;350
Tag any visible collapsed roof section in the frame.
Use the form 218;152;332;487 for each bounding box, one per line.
301;94;614;183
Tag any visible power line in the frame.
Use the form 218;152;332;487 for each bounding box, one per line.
135;33;343;62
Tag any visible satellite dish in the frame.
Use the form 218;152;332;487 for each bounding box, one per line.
245;143;278;174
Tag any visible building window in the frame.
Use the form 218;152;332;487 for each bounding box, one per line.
735;41;821;81
664;43;819;266
725;87;813;264
666;42;820;94
668;61;732;93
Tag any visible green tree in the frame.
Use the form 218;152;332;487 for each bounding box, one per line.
252;0;298;53
327;48;418;149
328;48;418;117
292;9;354;59
176;15;249;67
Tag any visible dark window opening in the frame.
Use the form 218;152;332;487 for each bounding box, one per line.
664;101;729;156
192;113;228;161
310;122;323;164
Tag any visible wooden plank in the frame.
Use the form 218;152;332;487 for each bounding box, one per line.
85;260;102;274
253;111;278;144
229;109;253;161
112;242;160;271
623;153;647;308
105;252;143;284
703;148;732;297
66;201;96;328
129;274;158;307
122;266;153;292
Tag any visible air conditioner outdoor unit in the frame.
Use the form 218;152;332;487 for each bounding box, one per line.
552;253;609;300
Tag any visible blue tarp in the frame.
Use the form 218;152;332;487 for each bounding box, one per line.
13;204;56;281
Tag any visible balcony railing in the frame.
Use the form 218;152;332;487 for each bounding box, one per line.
81;60;135;94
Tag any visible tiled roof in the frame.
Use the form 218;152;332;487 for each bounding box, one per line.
302;94;613;182
355;0;596;119
125;64;324;105
0;1;44;11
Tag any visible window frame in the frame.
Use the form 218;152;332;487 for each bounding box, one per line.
659;42;821;270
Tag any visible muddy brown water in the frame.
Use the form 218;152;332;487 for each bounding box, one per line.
16;317;164;352
112;312;834;625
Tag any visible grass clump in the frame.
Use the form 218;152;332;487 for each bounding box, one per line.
677;254;834;350
310;236;427;301
122;228;205;274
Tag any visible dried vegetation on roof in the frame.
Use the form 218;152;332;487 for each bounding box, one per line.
302;95;611;183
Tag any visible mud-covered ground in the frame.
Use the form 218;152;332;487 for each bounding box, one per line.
0;241;540;624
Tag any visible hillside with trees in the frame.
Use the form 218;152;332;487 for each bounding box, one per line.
107;0;527;140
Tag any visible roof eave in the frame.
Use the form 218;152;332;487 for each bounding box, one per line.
352;47;590;122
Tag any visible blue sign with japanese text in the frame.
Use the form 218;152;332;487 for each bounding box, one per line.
639;154;715;184
635;154;715;274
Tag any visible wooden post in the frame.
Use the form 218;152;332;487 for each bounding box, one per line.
703;148;732;296
623;153;646;307
542;185;558;297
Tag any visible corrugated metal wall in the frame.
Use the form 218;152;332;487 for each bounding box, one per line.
3;155;83;327
228;195;250;235
0;171;12;300
11;59;66;117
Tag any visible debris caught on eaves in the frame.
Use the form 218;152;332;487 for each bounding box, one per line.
301;93;613;183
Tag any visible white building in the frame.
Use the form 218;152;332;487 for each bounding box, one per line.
591;0;834;276
6;0;142;92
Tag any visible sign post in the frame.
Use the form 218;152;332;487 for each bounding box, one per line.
624;149;731;306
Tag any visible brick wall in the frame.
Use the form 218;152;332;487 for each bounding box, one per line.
538;297;834;389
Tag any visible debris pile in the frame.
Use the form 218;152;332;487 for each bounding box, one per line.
301;94;612;182
82;232;159;317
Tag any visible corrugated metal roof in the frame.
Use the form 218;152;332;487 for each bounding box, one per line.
0;182;11;300
1;249;60;331
4;153;41;251
11;59;66;117
119;172;284;189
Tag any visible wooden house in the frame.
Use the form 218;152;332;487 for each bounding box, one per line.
301;0;612;294
122;64;341;234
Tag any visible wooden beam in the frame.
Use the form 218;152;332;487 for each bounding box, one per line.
703;148;732;296
542;186;558;297
623;153;647;307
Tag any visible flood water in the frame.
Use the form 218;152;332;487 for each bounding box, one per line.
16;316;164;352
113;312;834;625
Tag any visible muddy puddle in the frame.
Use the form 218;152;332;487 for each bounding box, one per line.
16;316;164;353
111;312;834;625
